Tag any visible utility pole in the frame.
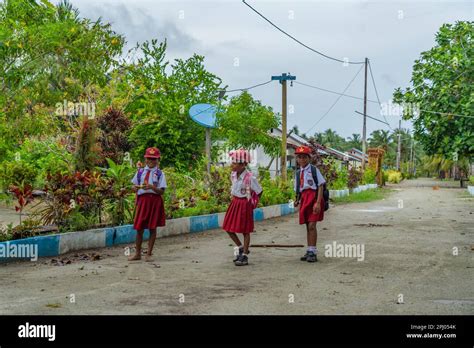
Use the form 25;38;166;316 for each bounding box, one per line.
409;136;414;176
271;73;296;182
362;58;368;170
396;120;402;171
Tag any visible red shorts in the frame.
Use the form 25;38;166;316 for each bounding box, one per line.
133;193;166;230
299;189;324;224
223;196;254;233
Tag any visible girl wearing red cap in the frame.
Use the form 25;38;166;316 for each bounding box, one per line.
294;145;326;263
222;149;262;266
128;147;166;262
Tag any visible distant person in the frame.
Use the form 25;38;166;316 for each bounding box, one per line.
128;147;166;262
294;146;326;263
222;149;263;266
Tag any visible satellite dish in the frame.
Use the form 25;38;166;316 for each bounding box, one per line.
189;103;217;129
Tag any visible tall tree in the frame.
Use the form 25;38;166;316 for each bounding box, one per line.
393;21;473;162
215;91;281;156
0;0;124;160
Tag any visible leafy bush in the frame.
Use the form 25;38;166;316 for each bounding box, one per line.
362;168;377;184
328;166;348;190
386;170;402;183
348;167;363;189
0;223;13;242
0;160;38;190
103;159;135;225
469;175;474;185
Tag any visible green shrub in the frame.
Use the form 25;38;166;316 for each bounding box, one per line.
0;160;38;190
362;168;377;184
386;170;402;183
328;166;348;190
469;175;474;185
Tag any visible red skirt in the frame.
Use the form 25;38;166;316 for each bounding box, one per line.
223;196;254;234
133;193;166;230
299;189;325;224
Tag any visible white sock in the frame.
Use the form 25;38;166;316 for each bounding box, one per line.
308;246;317;253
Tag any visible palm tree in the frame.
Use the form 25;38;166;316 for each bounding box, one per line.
346;133;362;150
369;130;390;151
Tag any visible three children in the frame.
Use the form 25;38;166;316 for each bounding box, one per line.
128;145;326;266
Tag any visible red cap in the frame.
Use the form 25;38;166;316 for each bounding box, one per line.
144;147;161;159
295;146;312;155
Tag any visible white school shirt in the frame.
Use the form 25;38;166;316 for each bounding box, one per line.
131;166;167;196
294;164;326;192
230;169;263;198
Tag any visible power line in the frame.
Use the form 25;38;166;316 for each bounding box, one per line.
221;80;273;93
418;109;474;118
294;81;379;103
304;64;364;135
367;59;394;130
242;0;365;65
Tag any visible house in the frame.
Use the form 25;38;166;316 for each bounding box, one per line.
348;148;369;166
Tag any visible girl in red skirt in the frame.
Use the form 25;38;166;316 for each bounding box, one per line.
128;147;166;262
294;146;326;263
223;149;262;266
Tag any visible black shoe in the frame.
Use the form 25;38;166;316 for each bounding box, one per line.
306;252;317;263
300;252;310;261
235;254;249;266
233;247;243;262
233;248;249;262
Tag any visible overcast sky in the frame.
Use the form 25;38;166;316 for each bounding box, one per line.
70;0;472;139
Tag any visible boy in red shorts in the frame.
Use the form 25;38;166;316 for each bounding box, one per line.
294;146;326;263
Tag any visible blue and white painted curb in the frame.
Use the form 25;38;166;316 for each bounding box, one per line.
0;203;295;262
329;184;378;198
467;186;474;196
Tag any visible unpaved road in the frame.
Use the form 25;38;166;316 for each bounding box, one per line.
0;178;472;314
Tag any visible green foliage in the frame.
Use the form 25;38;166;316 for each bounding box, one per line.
348;167;363;189
215;91;281;157
0;160;38;190
123;39;224;171
259;173;293;207
74;116;100;172
0;223;14;242
393;21;473;160
386;170;402;183
0;0;125;155
362;168;377;184
103;158;135;225
332;188;391;204
0;137;72;188
329;166;348;190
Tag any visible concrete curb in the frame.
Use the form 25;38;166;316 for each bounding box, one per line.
0;203;295;261
467;186;474;196
329;184;378;198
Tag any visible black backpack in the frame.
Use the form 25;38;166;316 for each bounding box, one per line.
295;165;330;211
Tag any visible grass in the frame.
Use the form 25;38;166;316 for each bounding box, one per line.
331;188;392;205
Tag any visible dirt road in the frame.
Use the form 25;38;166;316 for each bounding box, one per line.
0;178;472;314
